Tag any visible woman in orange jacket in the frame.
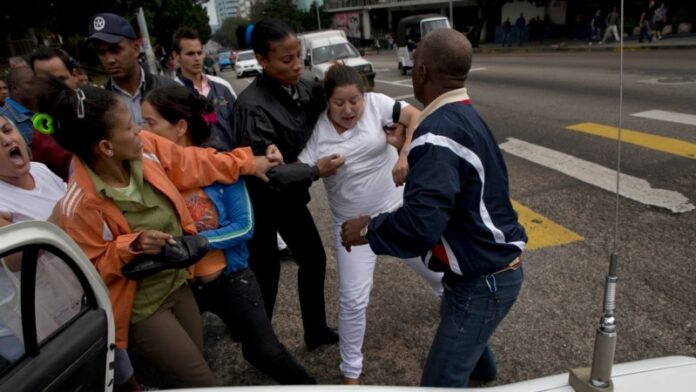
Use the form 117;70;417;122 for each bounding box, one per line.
34;76;279;388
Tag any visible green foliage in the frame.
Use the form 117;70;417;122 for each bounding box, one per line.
246;0;331;33
211;16;250;49
250;0;301;28
0;0;209;54
296;2;332;32
150;0;211;51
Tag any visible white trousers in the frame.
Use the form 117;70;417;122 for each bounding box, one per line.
603;25;619;42
334;229;443;378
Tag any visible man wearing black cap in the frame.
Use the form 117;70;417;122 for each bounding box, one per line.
88;13;175;127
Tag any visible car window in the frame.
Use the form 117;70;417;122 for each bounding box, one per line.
0;247;85;374
237;52;255;61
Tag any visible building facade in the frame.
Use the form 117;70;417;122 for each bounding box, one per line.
216;0;241;23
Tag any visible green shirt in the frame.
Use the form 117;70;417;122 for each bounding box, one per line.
87;160;187;324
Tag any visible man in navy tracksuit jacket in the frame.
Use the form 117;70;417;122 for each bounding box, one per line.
342;29;526;387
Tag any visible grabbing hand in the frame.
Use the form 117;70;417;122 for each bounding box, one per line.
131;230;177;255
392;155;409;187
340;215;370;252
266;144;284;164
316;154;346;178
384;123;406;152
253;156;281;182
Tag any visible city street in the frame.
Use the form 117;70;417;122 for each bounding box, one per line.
209;48;696;386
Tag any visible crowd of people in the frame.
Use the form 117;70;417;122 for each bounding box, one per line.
0;11;526;391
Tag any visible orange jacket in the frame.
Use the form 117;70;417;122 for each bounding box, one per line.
58;131;255;348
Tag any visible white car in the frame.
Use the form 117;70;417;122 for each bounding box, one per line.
234;50;262;79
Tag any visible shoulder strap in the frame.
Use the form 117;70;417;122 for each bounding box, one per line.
392;101;401;124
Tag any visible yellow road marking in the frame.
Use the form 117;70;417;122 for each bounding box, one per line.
565;122;696;160
512;200;583;250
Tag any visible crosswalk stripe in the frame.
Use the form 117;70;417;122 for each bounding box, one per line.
512;200;583;250
500;138;695;213
632;110;696;127
565;122;696;160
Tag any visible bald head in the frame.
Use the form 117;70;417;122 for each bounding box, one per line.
415;29;472;84
6;66;36;108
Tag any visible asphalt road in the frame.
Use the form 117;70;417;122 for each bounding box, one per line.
207;49;696;386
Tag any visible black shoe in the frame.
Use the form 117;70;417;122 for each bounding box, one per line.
304;327;339;351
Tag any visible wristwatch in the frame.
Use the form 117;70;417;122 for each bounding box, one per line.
359;225;369;240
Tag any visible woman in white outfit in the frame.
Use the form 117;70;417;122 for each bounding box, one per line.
298;64;443;384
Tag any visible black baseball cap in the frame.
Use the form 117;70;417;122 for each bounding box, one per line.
88;13;136;44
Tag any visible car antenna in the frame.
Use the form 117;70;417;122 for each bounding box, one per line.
568;1;624;391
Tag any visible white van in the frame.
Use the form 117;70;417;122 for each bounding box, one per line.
299;30;375;87
395;15;451;75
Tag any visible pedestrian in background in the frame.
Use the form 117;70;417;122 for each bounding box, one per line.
501;18;512;47
87;13;176;127
601;6;621;44
341;29;526;387
589;9;603;44
652;2;667;40
515;13;526;46
0;67;35;146
0;80;8;107
171;27;238;151
639;0;656;43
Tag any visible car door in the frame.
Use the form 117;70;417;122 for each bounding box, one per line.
0;221;115;392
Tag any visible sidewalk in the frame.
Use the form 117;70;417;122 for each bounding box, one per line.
475;33;696;53
361;34;696;56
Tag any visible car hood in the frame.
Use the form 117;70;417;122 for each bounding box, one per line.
315;57;369;73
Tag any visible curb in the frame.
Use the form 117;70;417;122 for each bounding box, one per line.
474;42;696;54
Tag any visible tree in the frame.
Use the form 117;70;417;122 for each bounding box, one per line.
149;0;211;52
212;16;250;48
296;1;332;32
0;0;209;58
249;0;301;29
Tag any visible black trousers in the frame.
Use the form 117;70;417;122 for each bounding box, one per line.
246;181;330;340
192;269;314;384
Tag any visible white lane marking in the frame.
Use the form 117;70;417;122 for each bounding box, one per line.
499;138;695;213
374;68;391;72
632;110;696;127
376;79;413;88
392;94;414;100
375;67;486;88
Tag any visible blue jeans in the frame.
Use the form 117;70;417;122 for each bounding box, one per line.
640;20;652;42
421;266;523;387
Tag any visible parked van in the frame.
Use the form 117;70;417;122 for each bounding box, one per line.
395;15;450;75
299;30;375;87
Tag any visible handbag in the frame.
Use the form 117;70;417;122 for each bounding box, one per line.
121;235;209;280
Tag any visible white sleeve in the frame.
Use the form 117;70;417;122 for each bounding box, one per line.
370;92;409;127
